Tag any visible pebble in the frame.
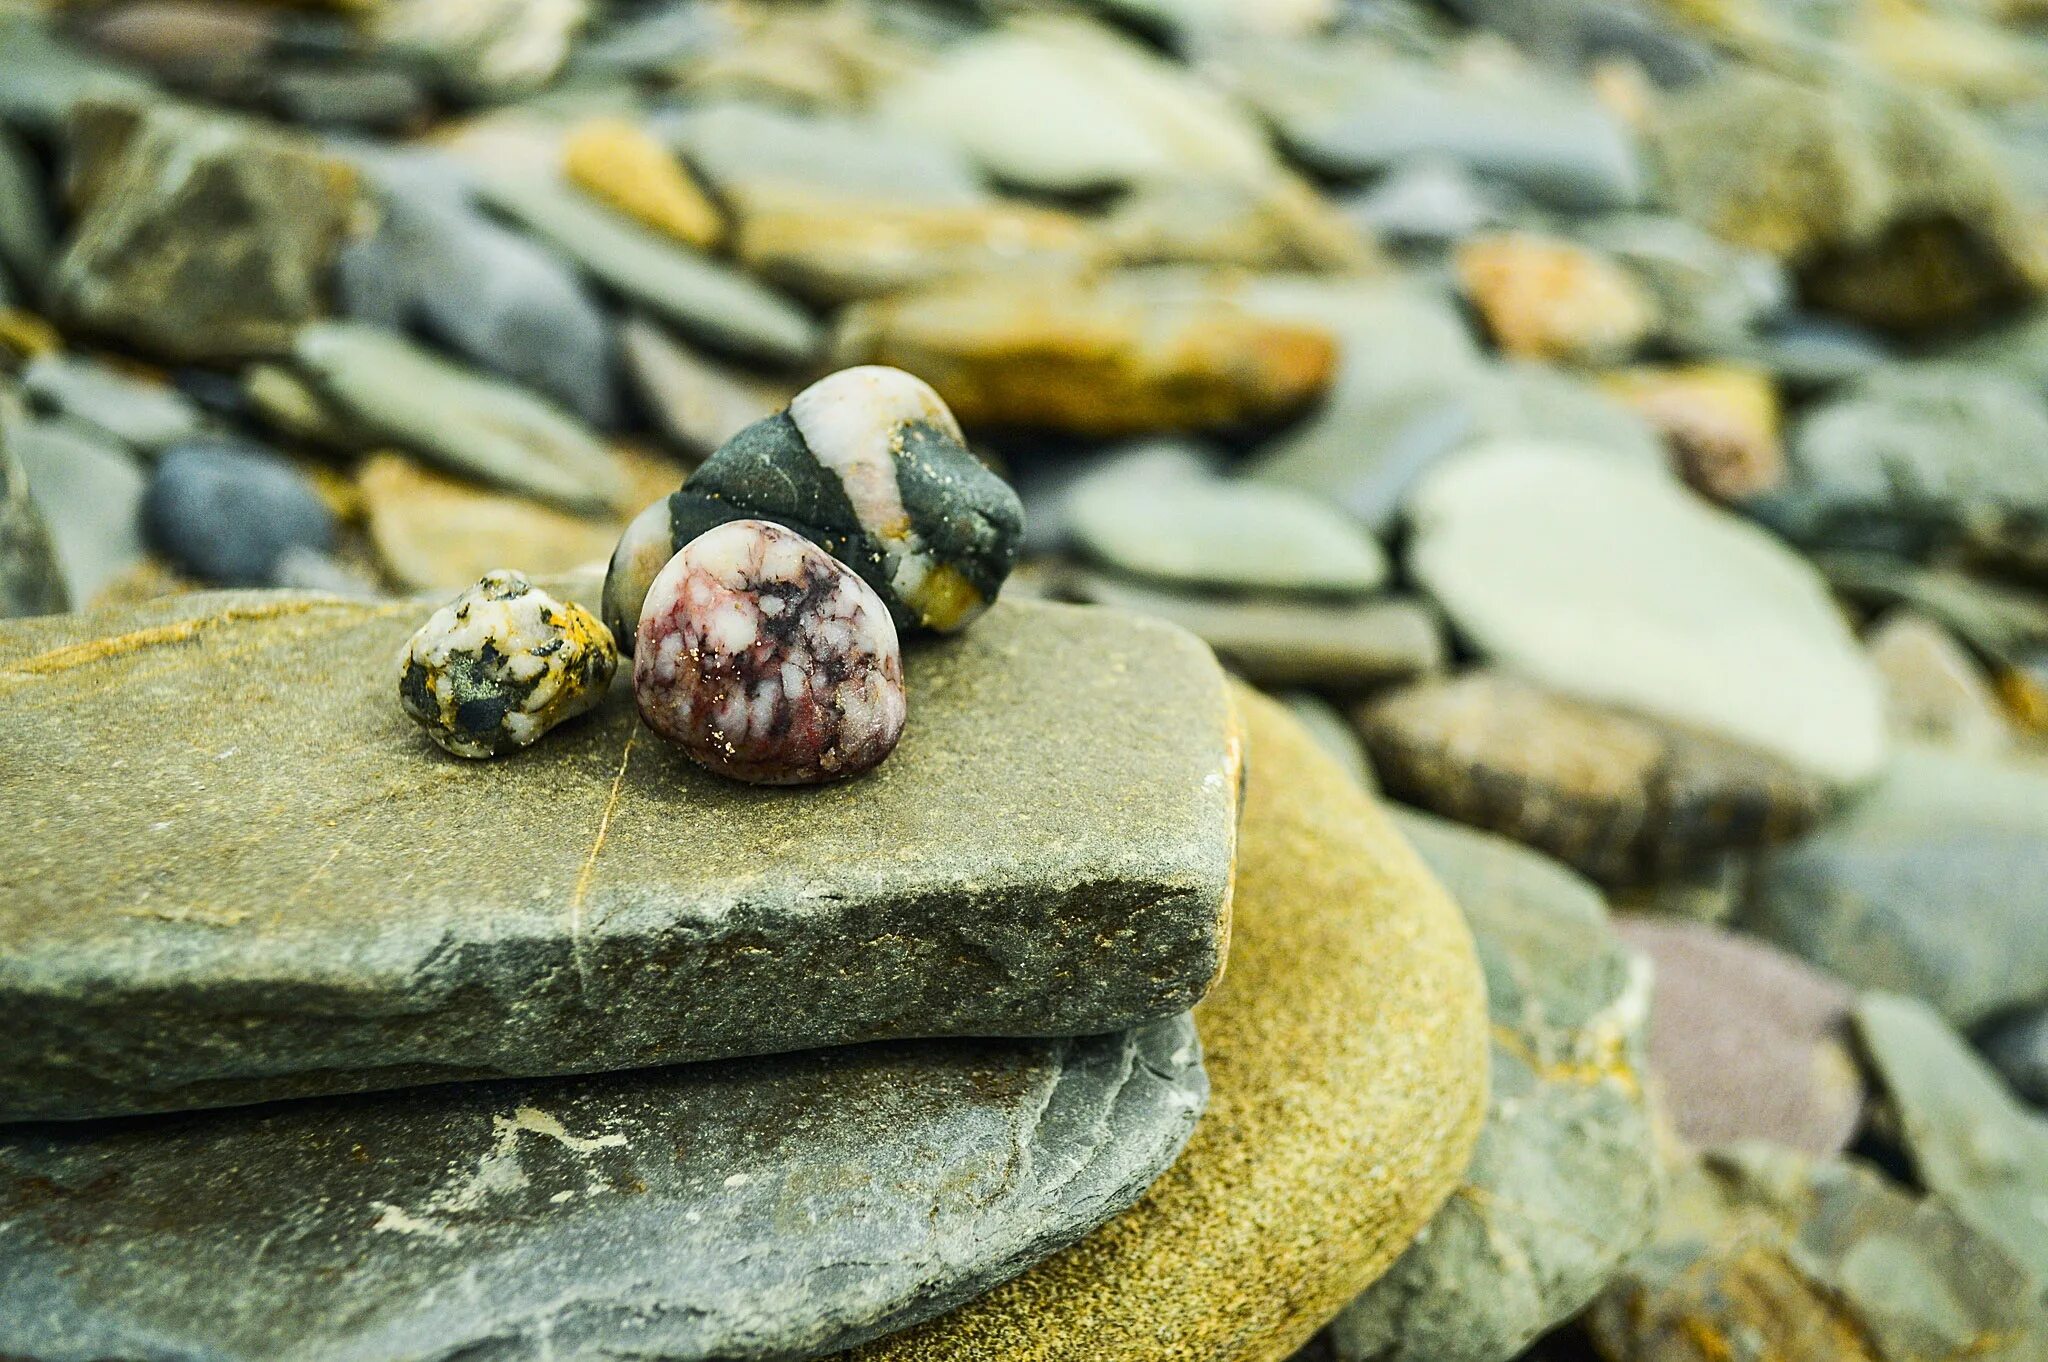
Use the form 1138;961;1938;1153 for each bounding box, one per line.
0;124;53;294
0;396;68;617
1865;609;2015;753
357;453;622;593
633;519;906;785
141;437;336;586
19;351;205;453
562;115;723;251
1601;363;1783;503
618;314;788;459
1455;231;1658;366
10;411;148;606
398;570;618;760
1981;1005;2048;1108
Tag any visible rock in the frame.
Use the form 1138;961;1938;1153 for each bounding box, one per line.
1615;917;1864;1155
1222;39;1644;210
1865;610;2014;754
1408;439;1888;787
1059;568;1445;689
1279;690;1376;792
1441;0;1715;86
563;115;723;251
1066;444;1387;597
1742;744;2048;1027
293;322;628;514
1102;176;1368;274
1981;1005;2048;1107
1584;1143;2048;1362
0;14;154;140
50;99;359;363
399;570;617;760
666;101;986;217
636;519;905;785
619;315;788;460
837;271;1338;436
1578;214;1790;355
1855;990;2048;1285
359;452;624;593
0;1014;1202;1362
18;351;205;453
0;397;68;618
369;0;588;97
1326;813;1658;1362
1357;672;1828;885
1341;157;1512;248
1601;364;1783;504
0;124;54;296
141;438;336;587
1082;0;1336;43
480;172;820;368
0;593;1239;1120
1455;232;1659;366
9;412;147;606
847;687;1489;1362
1741;313;1895;390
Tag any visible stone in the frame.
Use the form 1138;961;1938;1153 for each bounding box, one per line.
1408;440;1888;787
837;271;1338;436
1981;1005;2048;1108
1059;568;1445;690
1441;0;1715;86
0;1015;1203;1362
1578;214;1790;355
1601;364;1783;504
846;687;1489;1362
18;351;205;453
480;172;820;368
10;412;147;607
399;570;618;761
610;367;1024;644
1855;990;2048;1285
636;519;905;786
359;452;624;594
1066;444;1387;597
1326;813;1658;1362
563;115;723;251
293;322;628;514
1584;1143;2048;1362
0;15;155;137
0;396;68;618
1342;157;1512;248
619;315;788;460
1082;0;1337;43
369;0;588;97
50;99;359;363
1455;232;1658;366
1357;672;1828;885
0;592;1239;1120
1615;917;1864;1155
1103;176;1369;274
0;124;54;296
141;437;336;587
1742;744;2048;1027
665;101;986;218
1279;690;1376;792
1865;610;2015;754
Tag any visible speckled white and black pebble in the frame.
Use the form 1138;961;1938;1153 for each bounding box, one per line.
603;365;1023;650
397;570;618;759
635;519;906;785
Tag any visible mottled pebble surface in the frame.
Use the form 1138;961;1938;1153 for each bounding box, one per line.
635;519;906;784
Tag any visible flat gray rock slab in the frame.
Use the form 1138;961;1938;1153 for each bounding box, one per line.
0;591;1239;1121
0;1015;1206;1362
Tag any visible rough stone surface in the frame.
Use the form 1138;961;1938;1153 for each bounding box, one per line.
0;592;1239;1121
1617;917;1864;1156
1742;744;2048;1027
1357;672;1828;885
1408;440;1888;787
846;687;1489;1362
1326;813;1658;1362
0;1016;1203;1362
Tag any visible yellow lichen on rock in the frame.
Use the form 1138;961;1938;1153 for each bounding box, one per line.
563;117;723;251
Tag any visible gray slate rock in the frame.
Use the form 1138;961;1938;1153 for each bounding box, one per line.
10;412;147;606
0;396;68;618
19;352;205;453
1327;812;1658;1362
1982;1005;2048;1108
0;1016;1204;1362
141;438;336;586
0;592;1238;1121
1744;745;2048;1027
664;100;986;214
619;314;786;459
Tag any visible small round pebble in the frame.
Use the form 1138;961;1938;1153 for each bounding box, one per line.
141;436;336;586
397;570;617;759
634;519;905;785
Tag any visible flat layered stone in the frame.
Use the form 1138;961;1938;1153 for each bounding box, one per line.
0;591;1240;1122
0;1017;1204;1361
847;687;1489;1362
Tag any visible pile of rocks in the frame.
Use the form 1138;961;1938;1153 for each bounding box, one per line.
5;0;2048;1358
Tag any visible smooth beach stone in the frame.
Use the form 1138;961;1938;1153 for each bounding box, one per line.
1358;672;1828;886
1742;744;2048;1027
846;687;1489;1362
293;322;628;514
1982;1005;2048;1108
635;520;905;786
1865;610;2014;753
1326;813;1657;1362
666;101;986;216
19;351;205;453
1101;176;1367;274
619;314;787;459
1855;991;2048;1284
141;438;335;587
1408;440;1887;788
1455;231;1658;366
359;453;624;594
50;99;358;362
369;0;587;97
563;115;723;250
1585;1143;2048;1362
1280;691;1376;792
0;400;68;618
1065;444;1387;597
1616;917;1863;1155
1580;215;1790;356
0;1013;1202;1361
0;592;1239;1120
1343;157;1513;248
1600;364;1783;505
0;15;155;135
11;412;148;607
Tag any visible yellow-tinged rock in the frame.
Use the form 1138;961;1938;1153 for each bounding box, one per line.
1602;363;1782;504
563;116;723;251
358;453;623;592
1456;232;1657;366
847;686;1490;1362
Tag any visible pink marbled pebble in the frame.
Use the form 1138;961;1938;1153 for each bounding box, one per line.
634;519;906;785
